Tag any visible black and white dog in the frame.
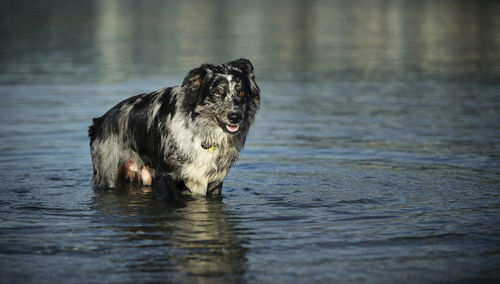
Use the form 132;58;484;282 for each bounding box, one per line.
89;58;260;201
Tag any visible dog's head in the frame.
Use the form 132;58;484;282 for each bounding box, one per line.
181;58;260;135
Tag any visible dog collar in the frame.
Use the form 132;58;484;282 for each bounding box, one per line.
201;143;217;153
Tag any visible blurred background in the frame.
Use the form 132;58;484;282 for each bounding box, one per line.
2;0;499;83
1;0;500;283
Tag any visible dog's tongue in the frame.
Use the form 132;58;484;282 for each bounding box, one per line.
226;124;239;132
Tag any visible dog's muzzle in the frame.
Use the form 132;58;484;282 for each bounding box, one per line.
219;112;242;134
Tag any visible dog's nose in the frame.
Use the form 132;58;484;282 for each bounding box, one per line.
227;112;242;124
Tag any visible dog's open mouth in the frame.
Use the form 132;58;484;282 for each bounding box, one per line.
226;124;240;133
217;118;240;134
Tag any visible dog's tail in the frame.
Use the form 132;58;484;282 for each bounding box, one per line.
88;117;104;143
88;124;96;140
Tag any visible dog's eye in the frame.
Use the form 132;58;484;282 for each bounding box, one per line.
214;91;221;98
239;91;245;97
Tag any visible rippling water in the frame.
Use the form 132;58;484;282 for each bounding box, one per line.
1;1;500;283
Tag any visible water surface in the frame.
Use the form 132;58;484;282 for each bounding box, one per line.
1;1;500;283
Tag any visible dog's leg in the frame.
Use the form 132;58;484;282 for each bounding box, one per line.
207;181;223;196
117;159;153;187
127;160;153;186
116;159;135;187
152;170;184;205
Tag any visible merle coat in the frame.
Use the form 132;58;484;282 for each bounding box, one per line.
89;59;260;201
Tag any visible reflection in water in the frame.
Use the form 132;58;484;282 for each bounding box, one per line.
95;0;134;82
89;0;500;81
1;0;498;83
91;188;247;282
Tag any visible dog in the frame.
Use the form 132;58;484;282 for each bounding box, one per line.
89;58;260;201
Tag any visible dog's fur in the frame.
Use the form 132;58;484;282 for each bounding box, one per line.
89;59;260;200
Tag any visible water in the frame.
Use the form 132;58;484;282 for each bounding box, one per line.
1;0;500;283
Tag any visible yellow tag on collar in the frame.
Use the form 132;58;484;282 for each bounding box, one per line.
208;145;216;153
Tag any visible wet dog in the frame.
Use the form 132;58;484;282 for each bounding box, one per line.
89;59;260;201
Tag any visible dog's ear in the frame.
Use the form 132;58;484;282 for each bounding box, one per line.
227;58;260;101
226;58;254;76
182;64;213;92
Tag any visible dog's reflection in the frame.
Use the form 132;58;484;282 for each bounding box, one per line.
92;187;248;281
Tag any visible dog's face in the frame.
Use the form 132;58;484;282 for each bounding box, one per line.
182;58;260;135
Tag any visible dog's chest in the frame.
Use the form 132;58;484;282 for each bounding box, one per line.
168;114;237;195
180;143;230;195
